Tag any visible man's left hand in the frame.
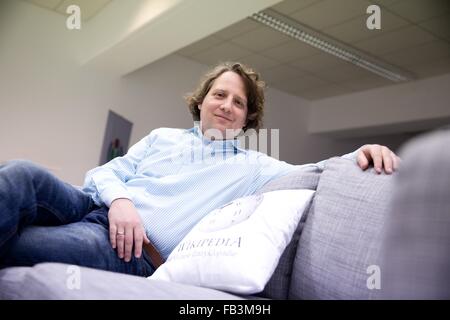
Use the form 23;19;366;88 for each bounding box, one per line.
357;144;401;174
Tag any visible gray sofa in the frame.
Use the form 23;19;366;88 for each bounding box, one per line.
1;129;449;299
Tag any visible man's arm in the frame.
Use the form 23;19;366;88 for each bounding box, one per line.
82;132;154;262
340;144;400;174
316;144;400;174
82;134;152;206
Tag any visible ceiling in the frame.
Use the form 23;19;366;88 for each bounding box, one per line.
177;0;450;100
23;0;450;101
24;0;111;21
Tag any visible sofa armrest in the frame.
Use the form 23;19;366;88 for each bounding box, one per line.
380;129;450;299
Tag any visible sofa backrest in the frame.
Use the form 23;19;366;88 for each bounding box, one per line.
289;157;395;299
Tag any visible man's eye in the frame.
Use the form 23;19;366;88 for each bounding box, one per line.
235;100;245;107
215;92;224;97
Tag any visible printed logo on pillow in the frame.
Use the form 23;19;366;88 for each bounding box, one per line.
150;189;315;294
198;194;264;232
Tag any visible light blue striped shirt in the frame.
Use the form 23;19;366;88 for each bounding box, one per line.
82;125;357;259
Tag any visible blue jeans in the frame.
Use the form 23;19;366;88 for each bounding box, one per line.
0;160;154;277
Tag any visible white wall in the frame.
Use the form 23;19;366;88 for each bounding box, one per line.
309;73;450;137
263;88;417;165
0;1;207;184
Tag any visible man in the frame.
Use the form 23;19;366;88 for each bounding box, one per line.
0;62;399;276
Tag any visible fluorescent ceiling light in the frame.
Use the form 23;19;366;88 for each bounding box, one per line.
250;10;412;82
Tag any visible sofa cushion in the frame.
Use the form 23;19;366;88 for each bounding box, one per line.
0;262;243;299
290;157;394;299
256;165;321;299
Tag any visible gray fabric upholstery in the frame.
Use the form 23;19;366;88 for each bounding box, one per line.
259;201;313;299
0;262;242;300
256;165;321;194
380;129;450;299
290;157;394;300
257;165;320;299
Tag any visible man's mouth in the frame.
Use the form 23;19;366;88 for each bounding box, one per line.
215;114;232;121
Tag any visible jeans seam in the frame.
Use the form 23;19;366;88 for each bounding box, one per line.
35;200;70;224
18;202;37;226
0;226;17;249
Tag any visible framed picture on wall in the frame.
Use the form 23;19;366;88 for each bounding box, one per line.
99;110;133;165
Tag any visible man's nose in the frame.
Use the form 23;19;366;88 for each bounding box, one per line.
220;98;232;112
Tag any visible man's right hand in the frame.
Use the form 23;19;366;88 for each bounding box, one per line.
108;198;150;262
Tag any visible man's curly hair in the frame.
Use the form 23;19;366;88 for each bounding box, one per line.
185;62;266;132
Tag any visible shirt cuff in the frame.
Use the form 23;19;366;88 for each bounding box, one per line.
100;186;133;207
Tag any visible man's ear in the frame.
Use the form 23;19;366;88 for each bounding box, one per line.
198;104;202;110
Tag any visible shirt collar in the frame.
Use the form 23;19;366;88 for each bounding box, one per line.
190;123;240;151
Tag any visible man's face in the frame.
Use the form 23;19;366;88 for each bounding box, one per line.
199;71;248;139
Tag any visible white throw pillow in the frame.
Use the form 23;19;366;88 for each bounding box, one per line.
149;189;315;294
